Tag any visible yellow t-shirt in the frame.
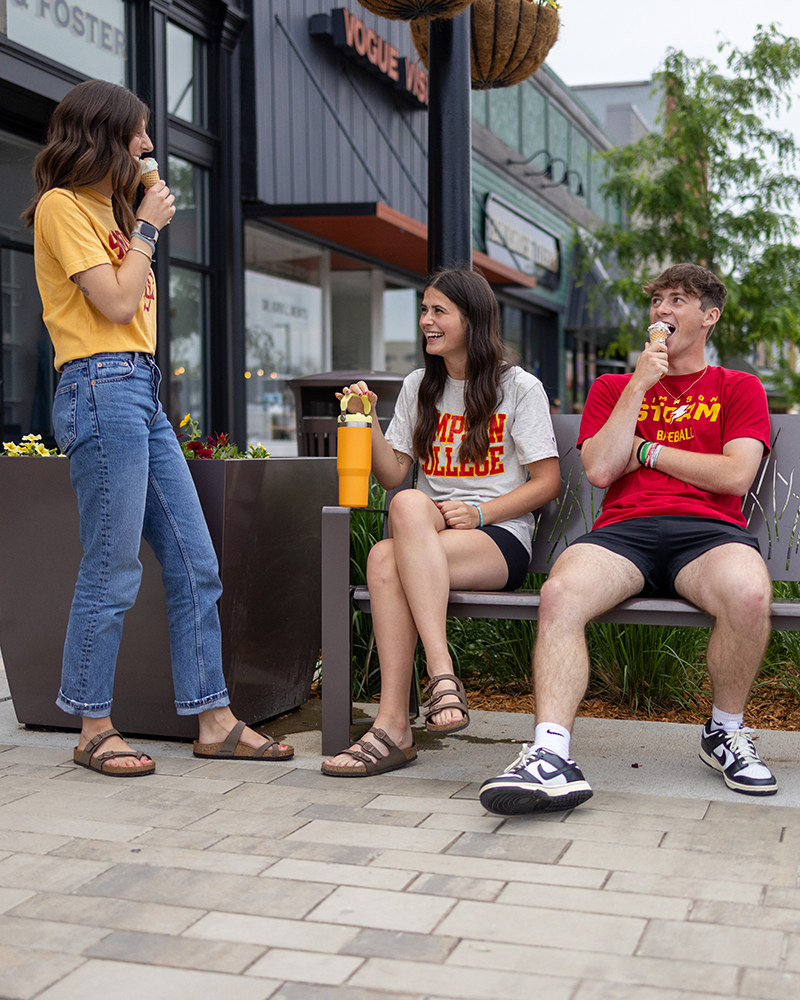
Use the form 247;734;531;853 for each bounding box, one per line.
34;187;157;371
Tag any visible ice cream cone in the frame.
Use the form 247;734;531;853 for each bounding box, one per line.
648;322;670;343
140;157;160;189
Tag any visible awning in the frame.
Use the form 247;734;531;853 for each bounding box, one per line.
256;201;538;289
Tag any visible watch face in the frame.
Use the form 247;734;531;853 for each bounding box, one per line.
139;222;158;239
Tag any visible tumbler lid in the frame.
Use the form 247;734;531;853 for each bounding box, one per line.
339;393;372;425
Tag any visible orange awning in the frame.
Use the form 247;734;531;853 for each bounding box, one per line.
265;202;537;289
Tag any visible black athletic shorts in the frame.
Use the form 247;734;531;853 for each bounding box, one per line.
569;515;761;599
479;524;530;592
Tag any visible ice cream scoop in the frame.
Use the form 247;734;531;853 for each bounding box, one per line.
648;322;670;343
139;157;160;188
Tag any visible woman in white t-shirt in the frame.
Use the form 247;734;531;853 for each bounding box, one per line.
322;268;561;777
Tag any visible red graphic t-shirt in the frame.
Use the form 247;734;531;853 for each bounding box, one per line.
577;367;770;529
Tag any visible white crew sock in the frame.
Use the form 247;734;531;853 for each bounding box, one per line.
533;722;571;761
710;706;744;733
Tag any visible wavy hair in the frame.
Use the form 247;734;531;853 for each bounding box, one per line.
22;80;149;237
412;267;508;466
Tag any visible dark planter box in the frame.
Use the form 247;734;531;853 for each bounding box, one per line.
0;456;337;738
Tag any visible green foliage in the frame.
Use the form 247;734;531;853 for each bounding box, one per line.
588;24;800;365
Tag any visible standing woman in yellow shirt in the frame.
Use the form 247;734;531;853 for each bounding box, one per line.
24;80;292;774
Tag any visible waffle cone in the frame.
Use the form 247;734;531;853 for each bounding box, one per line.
648;323;669;343
141;169;160;189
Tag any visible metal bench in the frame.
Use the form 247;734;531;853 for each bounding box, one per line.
320;413;800;754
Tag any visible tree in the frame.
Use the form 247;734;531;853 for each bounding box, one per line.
589;24;800;367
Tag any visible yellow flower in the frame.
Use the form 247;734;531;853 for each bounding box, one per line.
180;414;191;427
34;444;49;456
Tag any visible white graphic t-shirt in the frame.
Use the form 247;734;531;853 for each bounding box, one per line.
385;367;558;556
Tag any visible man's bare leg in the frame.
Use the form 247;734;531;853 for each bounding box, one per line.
480;543;644;815
675;543;777;795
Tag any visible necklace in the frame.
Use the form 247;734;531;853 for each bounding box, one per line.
658;365;708;404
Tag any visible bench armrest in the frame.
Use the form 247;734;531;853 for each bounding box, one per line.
321;506;355;754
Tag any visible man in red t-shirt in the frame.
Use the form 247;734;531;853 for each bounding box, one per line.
481;264;777;816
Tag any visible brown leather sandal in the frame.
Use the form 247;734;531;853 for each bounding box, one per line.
321;727;417;777
73;728;155;777
193;720;294;760
421;673;470;734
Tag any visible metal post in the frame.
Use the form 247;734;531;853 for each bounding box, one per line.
427;10;473;274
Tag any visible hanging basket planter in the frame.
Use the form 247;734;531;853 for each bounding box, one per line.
411;0;560;89
356;0;474;20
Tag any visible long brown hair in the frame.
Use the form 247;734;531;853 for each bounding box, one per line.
22;80;149;237
413;268;508;466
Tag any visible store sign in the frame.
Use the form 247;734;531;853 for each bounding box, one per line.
309;7;428;109
484;194;560;289
7;0;127;86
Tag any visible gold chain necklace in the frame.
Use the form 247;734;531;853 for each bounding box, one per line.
658;365;708;405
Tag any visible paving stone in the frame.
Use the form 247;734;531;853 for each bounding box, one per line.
181;759;295;782
128;827;227;850
763;886;800;910
9;891;205;935
446;938;738;995
261;858;413;891
450;783;481;801
272;769;469;799
0;830;70;855
0;853;112;894
637;917;783;967
606;870;763;905
0;796;151;842
245;947;364;984
572;983;734;999
436;899;645;955
560;840;796;886
341;927;459;963
739;967;800;999
662;826;788;855
496;881;691;920
420;814;505;833
0;945;84;1000
187;809;312;839
214;836;384;866
306;885;456;934
0;913;109;953
364;794;487;817
84;929;265;973
33;957;279;999
445;830;567;864
0;747;73;766
115;772;245;795
371;848;607;889
705;799;800;824
78;862;334;919
220;781;376;812
185;910;360;952
497;815;663;847
296;803;429;827
781;933;800;971
0;887;35;913
53;836;272;876
285;819;459;854
351;955;577;1000
270;986;423;1000
691;898;800;932
575;790;710;820
406;873;504;902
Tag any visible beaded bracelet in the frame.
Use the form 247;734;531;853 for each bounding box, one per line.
469;503;484;528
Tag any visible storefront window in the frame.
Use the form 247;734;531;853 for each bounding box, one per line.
169;267;205;431
0;130;49;440
7;0;127;86
384;286;420;375
168;155;208;265
167;22;206;127
244;224;324;456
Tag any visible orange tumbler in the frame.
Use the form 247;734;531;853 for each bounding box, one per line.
337;394;373;507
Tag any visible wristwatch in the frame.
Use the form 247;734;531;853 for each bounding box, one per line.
132;220;159;245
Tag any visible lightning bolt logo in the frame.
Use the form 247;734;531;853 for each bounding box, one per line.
669;404;692;423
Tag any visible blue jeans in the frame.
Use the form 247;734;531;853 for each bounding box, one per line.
52;352;230;718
